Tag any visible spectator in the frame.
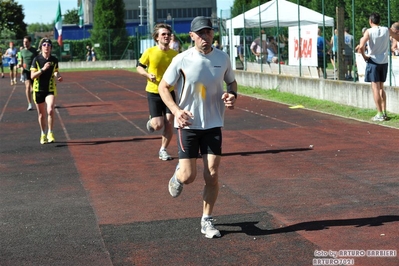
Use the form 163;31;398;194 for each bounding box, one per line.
91;47;96;61
266;36;278;64
250;30;268;64
329;29;338;71
357;14;399;121
317;28;331;78
86;45;92;61
169;34;181;52
344;27;354;79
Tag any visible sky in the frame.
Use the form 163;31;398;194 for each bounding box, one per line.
18;0;234;25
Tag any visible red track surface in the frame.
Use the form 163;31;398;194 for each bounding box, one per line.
0;70;398;266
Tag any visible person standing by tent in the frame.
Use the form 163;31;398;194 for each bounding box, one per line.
329;29;338;71
251;30;268;64
357;14;399;121
316;28;331;78
344;27;354;80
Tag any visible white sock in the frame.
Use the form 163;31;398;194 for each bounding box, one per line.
160;147;166;152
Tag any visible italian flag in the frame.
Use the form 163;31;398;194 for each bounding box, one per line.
55;0;63;46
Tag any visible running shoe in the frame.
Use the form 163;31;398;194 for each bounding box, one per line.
383;114;389;121
168;163;183;197
47;132;55;143
201;218;221;238
40;134;47;144
159;149;172;161
146;118;154;133
371;115;384;122
27;103;33;111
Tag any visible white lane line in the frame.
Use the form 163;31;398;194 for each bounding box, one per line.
0;86;16;122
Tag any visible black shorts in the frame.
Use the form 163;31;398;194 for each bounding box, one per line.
9;63;16;70
34;91;54;104
364;59;388;83
317;56;325;68
177;127;222;159
147;91;175;118
23;69;33;82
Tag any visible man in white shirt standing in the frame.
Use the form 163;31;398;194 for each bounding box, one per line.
358;14;399;121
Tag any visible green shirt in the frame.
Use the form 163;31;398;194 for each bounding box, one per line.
20;47;38;70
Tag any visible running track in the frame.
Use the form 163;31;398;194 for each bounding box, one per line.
0;70;398;266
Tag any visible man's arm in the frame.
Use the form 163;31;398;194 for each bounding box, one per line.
158;79;193;127
357;31;370;61
136;63;155;82
222;80;237;110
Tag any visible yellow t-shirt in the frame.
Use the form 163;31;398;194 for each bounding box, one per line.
139;46;178;93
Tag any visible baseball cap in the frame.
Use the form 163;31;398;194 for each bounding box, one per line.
191;16;213;32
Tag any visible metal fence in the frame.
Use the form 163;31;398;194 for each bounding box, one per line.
218;2;399;86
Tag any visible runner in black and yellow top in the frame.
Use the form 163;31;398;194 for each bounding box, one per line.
30;38;63;144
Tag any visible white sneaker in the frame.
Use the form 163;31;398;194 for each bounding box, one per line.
168;163;183;197
371;115;384;122
201;218;221;238
27;103;33;111
159;149;172;161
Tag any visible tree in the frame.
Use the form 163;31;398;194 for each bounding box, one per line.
64;8;79;25
90;0;129;60
0;0;27;39
27;23;54;34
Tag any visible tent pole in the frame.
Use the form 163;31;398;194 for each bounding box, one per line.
297;0;301;77
276;0;281;73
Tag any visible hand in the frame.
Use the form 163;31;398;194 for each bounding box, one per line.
175;109;194;128
221;92;236;110
148;73;156;82
42;62;51;71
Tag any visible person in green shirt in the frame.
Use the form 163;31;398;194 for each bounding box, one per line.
0;47;4;78
19;36;38;111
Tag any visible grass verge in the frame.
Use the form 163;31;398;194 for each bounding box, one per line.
238;86;399;129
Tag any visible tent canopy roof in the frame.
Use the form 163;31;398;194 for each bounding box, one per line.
226;0;334;29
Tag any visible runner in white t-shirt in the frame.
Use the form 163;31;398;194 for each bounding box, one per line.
158;16;237;239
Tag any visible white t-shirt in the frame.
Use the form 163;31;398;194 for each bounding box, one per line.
367;26;390;64
163;47;236;130
6;47;18;64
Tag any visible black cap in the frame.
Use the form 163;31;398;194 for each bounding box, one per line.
191;16;213;32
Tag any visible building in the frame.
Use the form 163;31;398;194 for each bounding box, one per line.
81;0;217;32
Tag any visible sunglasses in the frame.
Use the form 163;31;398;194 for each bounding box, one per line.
161;33;171;36
42;43;52;47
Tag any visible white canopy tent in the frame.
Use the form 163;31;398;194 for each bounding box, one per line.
226;0;334;29
225;0;335;68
